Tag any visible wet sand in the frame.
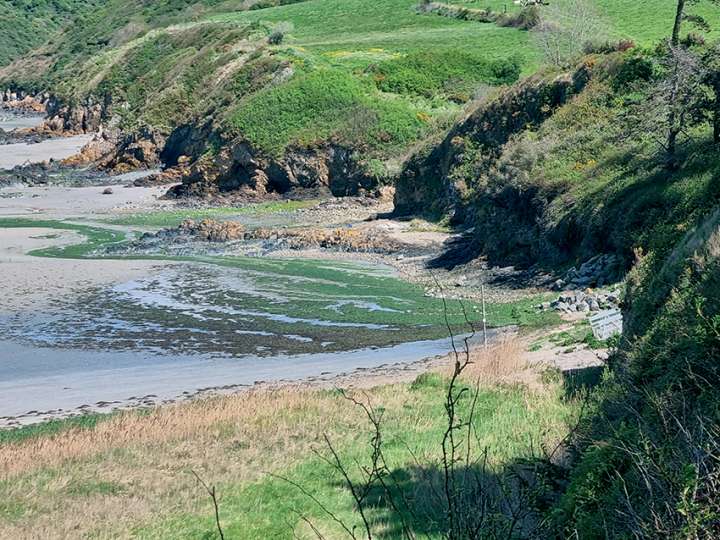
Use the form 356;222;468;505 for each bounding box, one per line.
0;225;485;427
0;335;485;427
0;227;176;313
0;113;44;132
0;183;169;219
0;134;93;169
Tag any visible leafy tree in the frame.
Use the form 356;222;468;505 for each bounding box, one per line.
701;44;720;142
672;0;720;45
531;0;605;67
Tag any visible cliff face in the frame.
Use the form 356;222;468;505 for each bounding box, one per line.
393;63;591;220
168;139;377;198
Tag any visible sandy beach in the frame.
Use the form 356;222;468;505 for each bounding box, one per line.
0;134;93;169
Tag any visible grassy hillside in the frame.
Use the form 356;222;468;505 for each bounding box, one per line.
0;0;102;67
401;44;720;270
548;201;720;538
7;0;716;178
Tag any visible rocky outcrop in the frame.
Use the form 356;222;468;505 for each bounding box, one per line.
43;94;109;134
63;126;165;172
127;218;404;254
248;226;403;253
552;254;625;291
540;289;622;314
175;218;246;242
133;157;191;186
167;139;377;199
1;89;49;113
393;63;592;221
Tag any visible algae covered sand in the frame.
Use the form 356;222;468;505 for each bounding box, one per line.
0;217;550;357
0;217;553;424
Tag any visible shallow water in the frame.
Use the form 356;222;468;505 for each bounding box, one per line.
4;261;464;358
0;336;465;419
0;221;483;421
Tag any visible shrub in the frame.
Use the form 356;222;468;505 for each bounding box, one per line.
369;50;521;100
496;6;541;30
583;39;636;55
612;55;654;91
267;21;293;45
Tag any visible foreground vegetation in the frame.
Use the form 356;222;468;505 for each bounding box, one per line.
388;4;720;535
0;341;579;538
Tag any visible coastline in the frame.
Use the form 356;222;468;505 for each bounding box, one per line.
0;332;507;429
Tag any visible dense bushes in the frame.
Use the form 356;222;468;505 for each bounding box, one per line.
229;68;427;155
369;50;521;101
417;1;540;30
398;48;720;269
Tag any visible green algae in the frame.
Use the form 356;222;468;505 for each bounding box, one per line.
0;218;557;356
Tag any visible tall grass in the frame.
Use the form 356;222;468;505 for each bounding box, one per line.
0;339;579;538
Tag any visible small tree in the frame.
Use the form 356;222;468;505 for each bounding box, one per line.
671;0;720;45
531;0;605;67
268;21;293;45
627;46;706;169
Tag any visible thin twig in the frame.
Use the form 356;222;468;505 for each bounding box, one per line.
191;470;225;540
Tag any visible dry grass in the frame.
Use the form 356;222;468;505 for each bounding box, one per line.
0;339;535;478
0;338;576;539
0;387;373;538
442;337;537;386
0;388;365;478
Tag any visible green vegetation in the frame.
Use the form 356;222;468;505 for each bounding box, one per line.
0;0;532;167
0;0;98;67
209;0;536;58
368;49;521;100
549;205;720;537
419;46;720;269
6;0;716;172
229;67;427;155
105;199;319;227
549;320;614;350
4;1;720;537
0;414;108;445
392;28;720;537
0;372;580;538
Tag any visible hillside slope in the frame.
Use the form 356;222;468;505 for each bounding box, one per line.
389;30;720;539
0;0;530;191
6;0;718;199
0;0;100;67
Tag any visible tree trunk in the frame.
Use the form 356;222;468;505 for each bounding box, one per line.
672;0;686;46
666;125;680;168
714;91;720;143
666;54;682;169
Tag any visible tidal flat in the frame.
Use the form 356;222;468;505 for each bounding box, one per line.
0;214;527;426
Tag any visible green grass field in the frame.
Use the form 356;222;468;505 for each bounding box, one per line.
210;0;539;64
104;199;319;227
